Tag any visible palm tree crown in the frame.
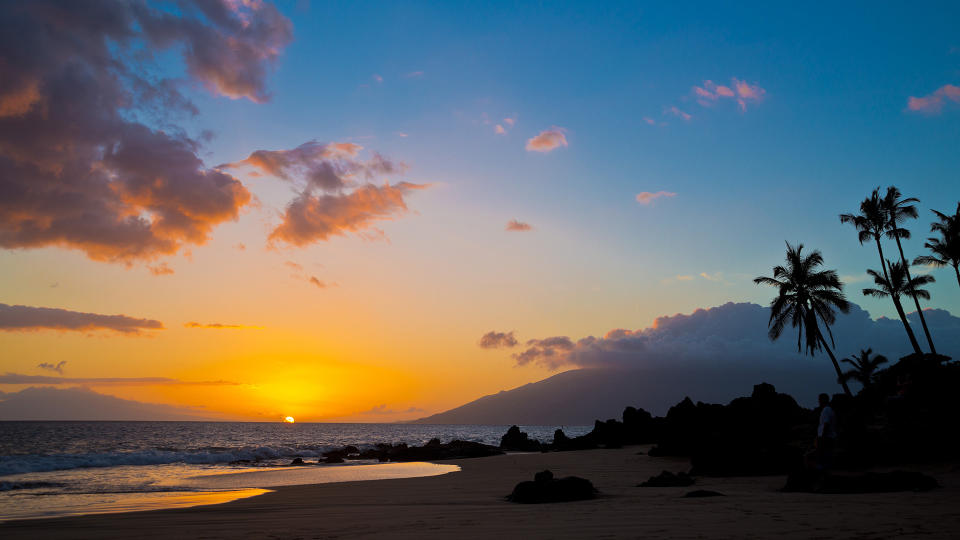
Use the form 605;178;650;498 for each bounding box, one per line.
754;243;852;395
863;260;934;302
840;189;888;246
916;203;960;289
839;348;888;389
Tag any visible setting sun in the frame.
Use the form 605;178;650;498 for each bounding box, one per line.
284;416;295;423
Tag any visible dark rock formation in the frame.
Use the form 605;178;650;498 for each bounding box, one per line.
500;425;543;452
289;457;305;466
507;469;597;503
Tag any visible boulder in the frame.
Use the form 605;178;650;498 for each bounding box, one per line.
507;469;597;503
499;425;542;452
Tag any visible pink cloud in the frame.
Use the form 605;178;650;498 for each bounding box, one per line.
503;116;516;127
495;124;506;135
373;74;383;84
525;128;568;152
643;117;656;125
636;191;677;205
693;78;764;111
907;84;960;114
664;107;692;121
505;219;533;232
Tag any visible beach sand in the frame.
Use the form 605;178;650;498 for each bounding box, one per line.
3;447;959;539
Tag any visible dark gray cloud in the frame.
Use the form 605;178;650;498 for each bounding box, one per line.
0;303;163;334
0;1;291;264
478;331;518;349
512;302;960;372
37;361;67;374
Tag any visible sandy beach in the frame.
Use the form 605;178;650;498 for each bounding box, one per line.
3;447;959;539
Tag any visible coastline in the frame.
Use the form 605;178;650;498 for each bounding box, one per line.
3;447;959;539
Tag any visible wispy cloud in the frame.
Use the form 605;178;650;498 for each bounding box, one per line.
183;322;262;330
526;128;568;152
358;404;425;415
664;106;692;121
37;361;67;374
505;219;533;232
0;373;238;386
372;74;383;84
0;304;163;335
148;263;174;276
636;191;677;205
907;84;960;114
479;331;518;349
404;71;424;78
692;78;766;112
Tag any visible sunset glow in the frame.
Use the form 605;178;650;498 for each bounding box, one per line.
0;1;958;425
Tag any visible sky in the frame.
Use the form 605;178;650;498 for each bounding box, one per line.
1;0;958;422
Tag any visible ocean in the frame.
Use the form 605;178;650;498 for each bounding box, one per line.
0;421;590;521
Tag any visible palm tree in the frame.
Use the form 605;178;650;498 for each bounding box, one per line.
881;186;936;355
839;348;888;389
840;188;893;285
754;242;852;396
862;260;934;355
915;203;960;289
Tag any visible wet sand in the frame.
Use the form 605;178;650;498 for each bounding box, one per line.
3;447;959;539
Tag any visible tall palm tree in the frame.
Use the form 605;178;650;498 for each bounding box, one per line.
839;348;888;389
840;188;894;294
915;203;960;289
754;242;852;396
881;186;936;354
862;260;934;355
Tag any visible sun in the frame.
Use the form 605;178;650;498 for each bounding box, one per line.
284;416;295;423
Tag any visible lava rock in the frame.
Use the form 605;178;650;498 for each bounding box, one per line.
507;469;597;503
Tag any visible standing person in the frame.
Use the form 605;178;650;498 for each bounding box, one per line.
815;393;837;470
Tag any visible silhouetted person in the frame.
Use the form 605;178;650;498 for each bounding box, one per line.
815;393;836;470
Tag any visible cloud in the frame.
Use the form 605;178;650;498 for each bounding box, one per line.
224;141;427;246
907;84;960;114
479;331;518;349
505;219;533;232
643;117;656;126
0;303;163;334
503;117;516;127
373;74;383;84
404;71;424;78
308;276;329;288
358;404;425;415
37;361;67;374
0;1;292;265
513;336;576;367
183;322;260;330
692;78;766;112
510;302;960;372
148;263;175;276
525;128;568;152
495;124;506;135
0;387;219;421
664;106;692;121
675;275;694;281
636;191;677;205
0;373;237;385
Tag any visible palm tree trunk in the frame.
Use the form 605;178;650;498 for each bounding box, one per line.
874;237;892;285
893;235;936;354
816;329;852;397
892;296;923;355
955;264;960;289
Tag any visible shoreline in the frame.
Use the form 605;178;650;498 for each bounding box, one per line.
3;446;959;539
